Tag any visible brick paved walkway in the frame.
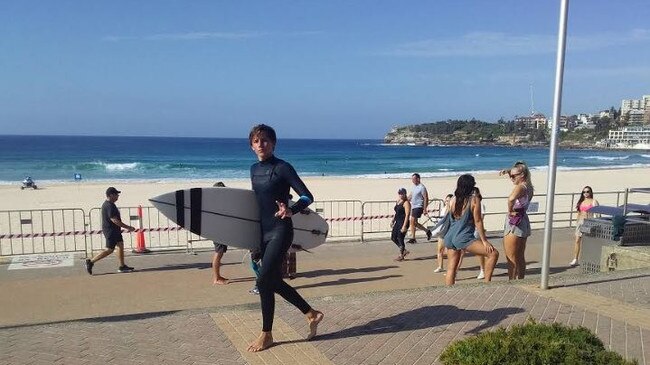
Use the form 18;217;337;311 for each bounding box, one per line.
2;270;649;365
1;232;648;365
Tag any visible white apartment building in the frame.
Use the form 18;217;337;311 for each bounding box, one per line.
608;126;650;144
621;94;650;114
599;110;614;119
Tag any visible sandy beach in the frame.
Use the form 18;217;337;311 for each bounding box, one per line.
1;167;647;212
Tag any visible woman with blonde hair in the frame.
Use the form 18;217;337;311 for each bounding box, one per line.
500;161;534;280
571;186;598;266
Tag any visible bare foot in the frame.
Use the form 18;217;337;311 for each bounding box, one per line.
247;332;274;352
403;250;410;258
306;310;324;340
213;277;229;285
394;255;404;262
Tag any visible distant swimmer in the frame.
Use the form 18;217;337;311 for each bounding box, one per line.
85;187;136;275
246;124;323;352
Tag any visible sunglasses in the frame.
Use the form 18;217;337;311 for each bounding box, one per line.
509;173;521;179
583;190;592;194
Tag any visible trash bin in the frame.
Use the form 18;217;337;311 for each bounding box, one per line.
579;216;650;273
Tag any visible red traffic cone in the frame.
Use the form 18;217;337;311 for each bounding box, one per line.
133;205;151;254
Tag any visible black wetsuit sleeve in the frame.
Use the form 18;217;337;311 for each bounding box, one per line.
279;162;314;214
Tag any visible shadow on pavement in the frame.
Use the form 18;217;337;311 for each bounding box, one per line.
90;262;238;275
315;305;525;341
298;266;398;278
0;310;183;330
225;276;257;283
555;273;650;289
293;275;402;290
409;255;437;261
81;310;181;323
136;262;215;272
524;265;573;276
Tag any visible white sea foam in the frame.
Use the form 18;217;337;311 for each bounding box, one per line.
340;163;650;179
580;155;630;161
2;162;649;185
104;162;140;171
82;161;141;171
641;154;650;159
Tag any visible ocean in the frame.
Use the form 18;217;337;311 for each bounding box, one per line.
1;135;648;184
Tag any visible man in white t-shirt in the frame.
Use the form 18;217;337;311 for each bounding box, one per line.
407;173;432;243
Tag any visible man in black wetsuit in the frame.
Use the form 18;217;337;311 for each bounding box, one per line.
247;124;324;352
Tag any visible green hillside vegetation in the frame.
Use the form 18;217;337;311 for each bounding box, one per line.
385;111;623;148
385;119;548;145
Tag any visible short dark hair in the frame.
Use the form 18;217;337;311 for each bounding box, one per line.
412;173;421;179
249;124;277;145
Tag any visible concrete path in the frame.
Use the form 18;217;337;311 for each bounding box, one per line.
1;228;648;364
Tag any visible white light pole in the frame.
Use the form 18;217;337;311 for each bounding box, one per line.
541;0;570;290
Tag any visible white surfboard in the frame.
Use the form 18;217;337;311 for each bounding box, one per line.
149;187;329;251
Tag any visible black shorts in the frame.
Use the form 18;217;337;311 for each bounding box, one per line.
411;207;424;219
213;243;228;253
104;232;123;249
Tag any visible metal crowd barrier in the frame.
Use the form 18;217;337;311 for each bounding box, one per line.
0;190;639;258
480;190;626;232
360;199;444;242
87;206;187;253
0;208;86;256
312;200;363;240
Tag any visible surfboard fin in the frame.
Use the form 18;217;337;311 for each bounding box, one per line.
290;244;313;253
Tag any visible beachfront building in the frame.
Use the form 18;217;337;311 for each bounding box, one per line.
575;114;596;130
608;126;650;149
621;94;650;124
515;113;547;130
554;115;573;131
599;109;615;119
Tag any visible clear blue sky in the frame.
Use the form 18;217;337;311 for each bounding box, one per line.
1;1;649;139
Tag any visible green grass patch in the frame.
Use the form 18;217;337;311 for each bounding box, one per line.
440;319;637;365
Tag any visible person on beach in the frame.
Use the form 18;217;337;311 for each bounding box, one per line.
390;188;411;261
472;187;487;279
434;194;453;273
571;186;599;266
247;124;323;352
211;242;229;285
211;182;230;285
443;175;498;286
85;187;135;275
408;173;432;243
500;161;534;280
282;251;297;279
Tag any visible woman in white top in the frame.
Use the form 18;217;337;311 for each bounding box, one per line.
500;161;534;280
